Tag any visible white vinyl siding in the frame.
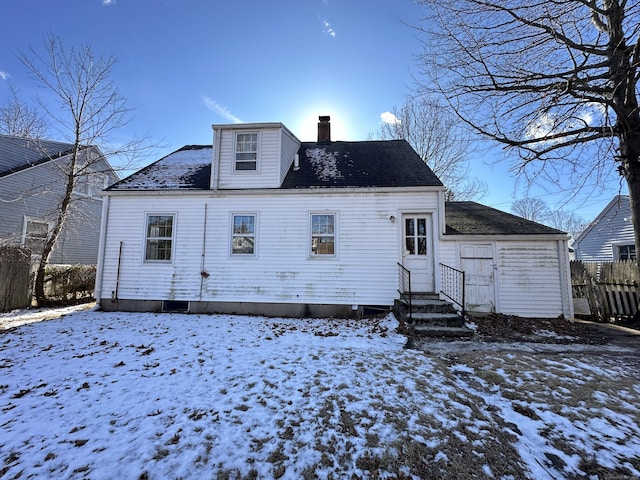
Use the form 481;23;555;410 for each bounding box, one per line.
217;128;283;189
280;128;301;183
496;241;568;318
99;190;440;306
439;238;572;318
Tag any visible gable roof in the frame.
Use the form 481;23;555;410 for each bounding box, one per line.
108;139;444;191
445;201;565;235
573;195;630;245
281;140;443;189
0;134;75;178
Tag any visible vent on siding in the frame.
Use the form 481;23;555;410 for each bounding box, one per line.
162;300;189;312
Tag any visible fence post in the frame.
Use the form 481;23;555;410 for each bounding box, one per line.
0;246;32;312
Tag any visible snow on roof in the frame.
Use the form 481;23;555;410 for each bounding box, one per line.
305;148;344;181
109;146;212;190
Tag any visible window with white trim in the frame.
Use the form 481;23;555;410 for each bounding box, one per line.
231;214;256;255
23;218;49;255
75;174;105;197
145;214;174;262
235;132;258;171
311;213;335;255
616;244;636;261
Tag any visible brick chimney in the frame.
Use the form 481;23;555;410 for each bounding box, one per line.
317;116;331;144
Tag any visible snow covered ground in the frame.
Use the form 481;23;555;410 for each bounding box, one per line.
1;308;639;479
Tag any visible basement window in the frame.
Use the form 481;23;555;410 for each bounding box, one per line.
162;300;189;312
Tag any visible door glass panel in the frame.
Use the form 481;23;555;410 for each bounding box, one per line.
405;216;428;256
405;238;415;255
418;237;427;255
405;218;414;236
418;218;426;235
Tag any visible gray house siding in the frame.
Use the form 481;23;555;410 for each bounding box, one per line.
573;196;635;262
0;145;117;265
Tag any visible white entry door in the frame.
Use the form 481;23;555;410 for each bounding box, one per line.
460;244;495;313
402;214;434;292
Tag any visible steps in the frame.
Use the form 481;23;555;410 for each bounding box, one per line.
394;293;473;337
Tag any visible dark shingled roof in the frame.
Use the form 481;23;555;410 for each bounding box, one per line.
445;201;566;235
108;139;444;191
281;140;443;188
107;145;212;190
0;134;75;178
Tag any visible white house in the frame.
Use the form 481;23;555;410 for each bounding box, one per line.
95;117;573;318
573;195;636;262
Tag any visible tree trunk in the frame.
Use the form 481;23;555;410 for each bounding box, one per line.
33;156;77;306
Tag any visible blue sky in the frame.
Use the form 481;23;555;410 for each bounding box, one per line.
0;0;625;221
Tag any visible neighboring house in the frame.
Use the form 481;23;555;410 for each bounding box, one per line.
573;195;635;262
0;134;118;264
95;117;573;318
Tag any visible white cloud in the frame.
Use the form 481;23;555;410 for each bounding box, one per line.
380;111;400;125
102;0;116;5
0;71;10;81
321;19;336;38
202;97;244;124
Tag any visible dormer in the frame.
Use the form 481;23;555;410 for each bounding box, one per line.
211;122;301;189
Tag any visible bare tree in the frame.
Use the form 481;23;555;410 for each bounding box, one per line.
0;86;48;138
415;0;640;263
511;197;550;223
379;98;486;200
546;209;587;240
19;34;151;306
512;197;586;238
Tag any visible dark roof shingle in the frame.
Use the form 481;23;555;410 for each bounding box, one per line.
108;139;444;191
445;201;566;235
282;140;443;188
107;145;212;190
0;134;75;178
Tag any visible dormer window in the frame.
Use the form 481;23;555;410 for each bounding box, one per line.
235;132;258;171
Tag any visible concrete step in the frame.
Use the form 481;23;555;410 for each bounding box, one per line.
411;312;465;328
413;324;474;337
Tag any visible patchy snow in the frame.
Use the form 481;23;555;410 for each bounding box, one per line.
305;148;343;181
114;147;212;189
0;309;639;479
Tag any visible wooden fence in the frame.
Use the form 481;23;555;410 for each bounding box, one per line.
571;260;640;321
0;246;32;312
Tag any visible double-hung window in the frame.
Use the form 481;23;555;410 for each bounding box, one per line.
617;244;636;261
311;213;335;256
23;218;50;256
145;214;174;262
232;214;256;255
235;132;258;171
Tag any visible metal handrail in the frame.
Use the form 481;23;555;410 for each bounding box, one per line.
440;263;466;318
397;262;412;323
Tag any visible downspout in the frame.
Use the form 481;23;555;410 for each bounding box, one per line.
94;195;110;309
114;241;123;302
199;203;208;299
